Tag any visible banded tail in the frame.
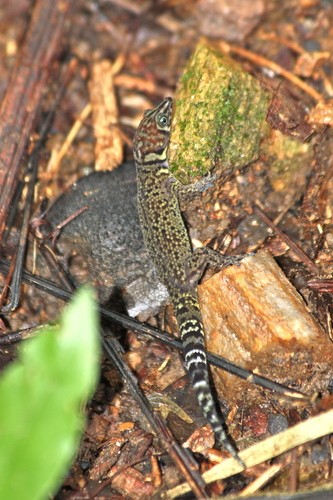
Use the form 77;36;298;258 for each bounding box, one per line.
175;292;242;462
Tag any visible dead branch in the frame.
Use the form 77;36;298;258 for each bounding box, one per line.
0;0;75;242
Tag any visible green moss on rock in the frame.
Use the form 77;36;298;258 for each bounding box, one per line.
169;43;270;183
265;130;312;194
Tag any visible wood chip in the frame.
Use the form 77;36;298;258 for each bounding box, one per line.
307;100;333;127
89;59;123;171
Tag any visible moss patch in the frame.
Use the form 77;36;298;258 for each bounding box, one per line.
169;42;271;183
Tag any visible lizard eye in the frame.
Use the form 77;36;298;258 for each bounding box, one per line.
157;113;168;128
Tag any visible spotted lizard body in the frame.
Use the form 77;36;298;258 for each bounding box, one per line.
133;97;244;465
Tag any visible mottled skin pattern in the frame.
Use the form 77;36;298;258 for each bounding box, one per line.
134;97;244;465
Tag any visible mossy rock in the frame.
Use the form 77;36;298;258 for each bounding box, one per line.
264;130;312;201
169;42;271;183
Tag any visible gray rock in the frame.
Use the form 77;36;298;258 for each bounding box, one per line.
47;162;169;320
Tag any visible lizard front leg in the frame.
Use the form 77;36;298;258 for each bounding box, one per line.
166;178;251;286
185;247;249;288
165;173;217;206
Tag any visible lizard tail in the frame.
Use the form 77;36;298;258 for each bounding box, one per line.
174;293;243;464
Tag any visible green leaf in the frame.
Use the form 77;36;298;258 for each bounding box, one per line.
0;287;100;500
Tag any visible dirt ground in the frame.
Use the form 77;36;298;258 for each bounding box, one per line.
0;0;333;498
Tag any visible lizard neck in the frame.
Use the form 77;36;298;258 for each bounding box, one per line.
135;149;169;170
135;154;172;188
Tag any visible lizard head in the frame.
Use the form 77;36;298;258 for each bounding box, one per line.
133;97;173;164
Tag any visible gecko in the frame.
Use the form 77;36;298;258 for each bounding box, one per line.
133;97;245;465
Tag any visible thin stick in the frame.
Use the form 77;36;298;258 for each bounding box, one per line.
0;153;38;313
216;40;323;103
239;462;284;497
308;278;333;293
166;407;333;498
0;0;75;242
47;103;92;173
0;260;308;401
259;33;333;96
102;335;208;499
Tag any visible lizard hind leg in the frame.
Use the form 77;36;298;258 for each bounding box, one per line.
185;246;248;288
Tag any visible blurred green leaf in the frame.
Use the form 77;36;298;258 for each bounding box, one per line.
0;287;100;500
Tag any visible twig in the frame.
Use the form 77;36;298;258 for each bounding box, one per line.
259;32;333;96
48;206;88;247
308;278;333;293
0;0;75;242
166;407;333;498
102;334;208;499
0;260;308;401
90;457;151;498
0;152;39;313
0;62;77;313
0;324;51;344
239;462;284;497
47;103;92;174
215;40;323;103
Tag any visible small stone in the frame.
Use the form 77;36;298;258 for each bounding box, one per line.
268;413;289;435
79;460;91;471
311;443;330;465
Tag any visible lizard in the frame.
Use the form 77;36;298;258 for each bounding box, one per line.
133;97;246;466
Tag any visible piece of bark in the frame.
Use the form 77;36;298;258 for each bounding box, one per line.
0;0;74;242
89;60;123;171
198;251;333;406
307;99;333;127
